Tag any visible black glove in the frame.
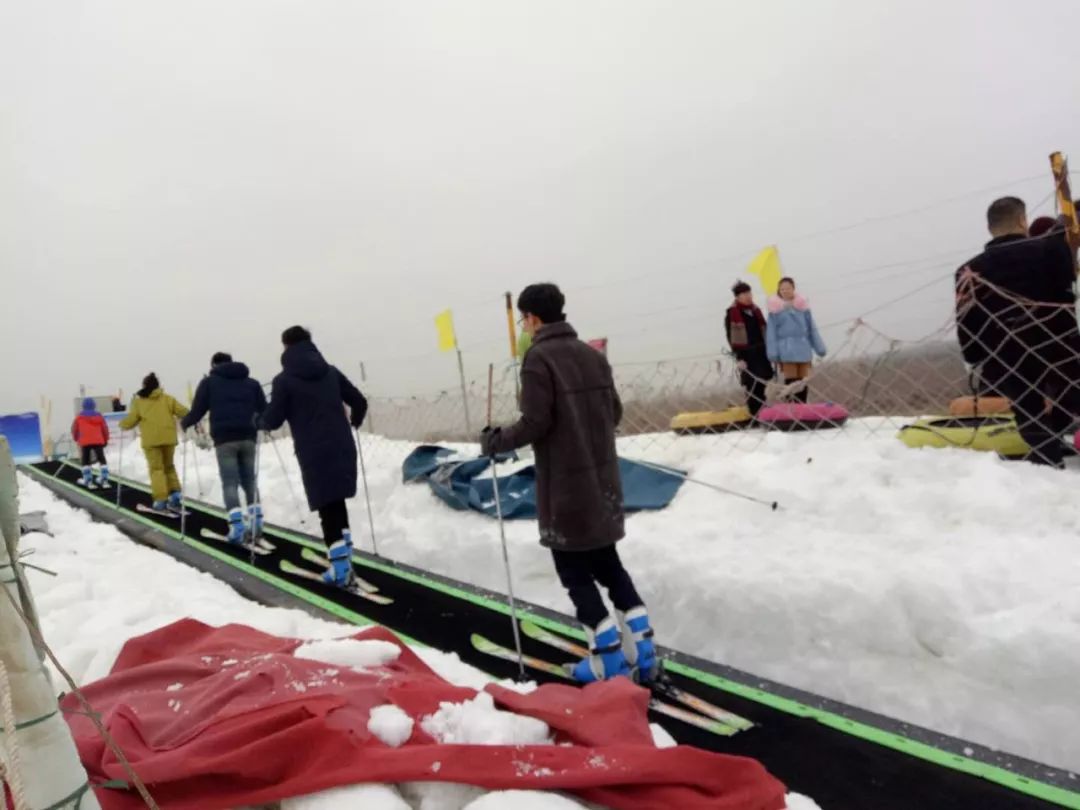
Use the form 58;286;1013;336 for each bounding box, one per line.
479;426;501;458
350;409;366;429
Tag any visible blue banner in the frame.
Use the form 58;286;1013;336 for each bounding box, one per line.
0;412;44;464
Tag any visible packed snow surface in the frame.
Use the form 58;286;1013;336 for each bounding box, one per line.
115;420;1080;771
18;474;818;808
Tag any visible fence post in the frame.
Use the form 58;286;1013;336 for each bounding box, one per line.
457;349;472;434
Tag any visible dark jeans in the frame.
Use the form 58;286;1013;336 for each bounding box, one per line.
552;545;644;630
80;445;107;466
318;500;350;547
215;440;257;511
740;370;769;417
986;353;1080;467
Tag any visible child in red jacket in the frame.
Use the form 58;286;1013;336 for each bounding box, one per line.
72;397;110;488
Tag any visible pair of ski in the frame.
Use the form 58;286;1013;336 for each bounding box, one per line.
277;547;393;605
135;503;278;557
473;621;753;739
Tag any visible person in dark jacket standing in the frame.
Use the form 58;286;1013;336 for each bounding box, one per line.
260;327;368;587
956;196;1080;467
480;283;657;685
182;352;268;543
725;280;772;419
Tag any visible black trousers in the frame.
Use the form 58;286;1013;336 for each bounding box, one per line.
552;545;643;630
740;369;769;417
80;445;107;466
987;357;1080;467
318;500;350;546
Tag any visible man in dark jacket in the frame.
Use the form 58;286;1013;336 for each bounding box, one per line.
260;327;368;587
182;352;267;542
725;280;772;418
481;283;657;684
956;196;1080;467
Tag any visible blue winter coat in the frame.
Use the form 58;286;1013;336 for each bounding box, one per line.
260;341;368;511
766;295;827;363
182;362;267;446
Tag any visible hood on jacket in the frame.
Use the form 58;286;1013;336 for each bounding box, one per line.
211;361;251;380
767;294;809;314
81;397;98;414
138;388;163;400
281;340;330;381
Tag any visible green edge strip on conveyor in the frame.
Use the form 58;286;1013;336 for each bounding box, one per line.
24;463;1080;810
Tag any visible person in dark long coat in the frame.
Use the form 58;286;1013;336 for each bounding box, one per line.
261;326;368;586
725;280;772;419
481;283;657;685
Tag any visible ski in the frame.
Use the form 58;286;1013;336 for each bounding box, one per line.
299;547;380;594
136;503;180;519
519;620;753;732
199;529;275;556
470;633;740;738
279;560;393;605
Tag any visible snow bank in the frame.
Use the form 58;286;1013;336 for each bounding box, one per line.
421;692;552;746
295;637;402;670
116;423;1080;770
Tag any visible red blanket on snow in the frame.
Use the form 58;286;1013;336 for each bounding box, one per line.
64;619;785;810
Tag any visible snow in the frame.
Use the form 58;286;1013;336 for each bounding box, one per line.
295;638;402;670
420;692;552;746
115;423;1080;771
368;704;415;748
19;473;816;809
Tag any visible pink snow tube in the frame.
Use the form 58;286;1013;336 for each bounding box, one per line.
758;402;850;431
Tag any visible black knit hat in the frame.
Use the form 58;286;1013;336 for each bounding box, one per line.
211;351;232;366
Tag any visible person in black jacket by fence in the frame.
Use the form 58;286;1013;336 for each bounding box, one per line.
725;280;772;419
481;283;657;685
182;352;267;543
955;196;1080;467
261;326;368;587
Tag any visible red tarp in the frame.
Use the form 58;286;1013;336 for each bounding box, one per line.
64;619;785;810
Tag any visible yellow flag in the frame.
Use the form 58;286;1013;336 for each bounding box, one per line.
435;309;457;352
746;246;782;297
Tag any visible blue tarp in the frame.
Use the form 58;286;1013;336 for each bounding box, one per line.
402;444;684;520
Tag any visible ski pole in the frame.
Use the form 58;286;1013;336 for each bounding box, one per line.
626;456;781;511
191;429;204;497
179;437;189;542
486;362;526;680
249;432;262;566
354;428;379;556
269;431;308;528
115;430;124;507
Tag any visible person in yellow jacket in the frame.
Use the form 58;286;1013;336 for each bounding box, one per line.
119;372;190;511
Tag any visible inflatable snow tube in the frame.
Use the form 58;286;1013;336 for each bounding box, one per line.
948;396;1011;417
897;416;1029;458
757;402;849;431
670;406;752;435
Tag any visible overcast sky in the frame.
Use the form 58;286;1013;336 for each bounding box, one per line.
3;0;1079;422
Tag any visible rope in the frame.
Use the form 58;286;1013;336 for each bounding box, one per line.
0;581;159;810
0;659;29;810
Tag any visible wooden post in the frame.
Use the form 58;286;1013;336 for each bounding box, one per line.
1050;152;1079;272
505;292;521;400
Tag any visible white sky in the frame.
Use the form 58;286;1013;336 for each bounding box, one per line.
3;0;1079;420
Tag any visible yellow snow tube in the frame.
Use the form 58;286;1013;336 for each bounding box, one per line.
897;415;1029;457
670;406;752;435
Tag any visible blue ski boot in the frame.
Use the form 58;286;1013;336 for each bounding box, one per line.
168;490;183;510
81;466;93;487
99;466;110;487
151;500;170;513
226;509;246;545
617;606;659;684
571;616;631;683
247;503;264;539
322;531;355;588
